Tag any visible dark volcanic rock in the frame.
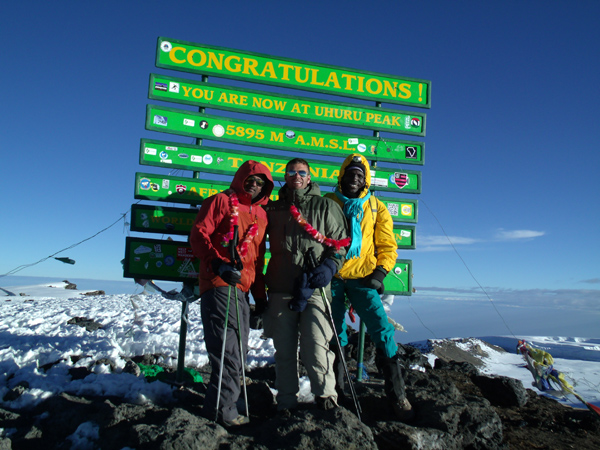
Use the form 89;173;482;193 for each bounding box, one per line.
1;339;600;449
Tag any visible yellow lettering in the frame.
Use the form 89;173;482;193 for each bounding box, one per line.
309;167;319;177
209;188;219;196
398;83;411;99
310;137;324;147
274;163;286;174
187;49;206;67
295;135;307;146
278;63;294;80
290;103;302;114
300;104;310;114
228;157;243;168
261;161;275;172
182;85;192;97
392;116;401;127
230;93;240;104
324;72;341;89
218;92;229;103
373;114;382;124
273;99;287;111
366;112;375;123
366;78;382;95
383;80;397;97
357;76;365;92
331;169;339;179
382;115;391;125
294;66;310;83
239;95;248;106
260;61;277;78
170;47;186;64
207;52;224;70
224;55;242;72
341;74;356;91
353;111;362;121
242;58;259;76
310;68;324;86
328;139;339;149
192;88;203;99
270;131;284;142
342;110;352;121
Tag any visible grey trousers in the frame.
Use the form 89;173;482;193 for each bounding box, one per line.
263;290;337;409
201;286;249;422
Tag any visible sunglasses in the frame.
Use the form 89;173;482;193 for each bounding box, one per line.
287;170;308;178
245;176;265;187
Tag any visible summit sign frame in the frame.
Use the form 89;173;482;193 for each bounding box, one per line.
156;38;431;108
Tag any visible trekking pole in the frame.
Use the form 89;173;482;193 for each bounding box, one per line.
234;287;250;417
306;249;362;421
215;284;232;422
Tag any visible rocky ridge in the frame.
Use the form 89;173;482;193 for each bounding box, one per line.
1;337;599;449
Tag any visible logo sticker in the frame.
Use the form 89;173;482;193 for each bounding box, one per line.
134;245;152;255
203;154;213;164
394;267;402;275
160;41;172;52
191;155;202;163
139;178;151;190
178;153;189;159
154;82;168;91
160;151;168;160
169;82;180;93
150;183;159;192
411;117;421;127
405;146;417;159
392;173;409;189
144;147;157;155
212;124;225;137
183;118;195;127
166;146;177;151
348;138;359;145
162;179;170;189
176;184;186;194
153;115;168;126
217;157;224;164
357;143;367;153
164;256;175;267
369;145;377;154
400;230;411;238
199;120;209;129
286;130;295;139
401;204;413;216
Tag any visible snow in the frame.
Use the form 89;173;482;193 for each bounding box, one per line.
1;281;599;415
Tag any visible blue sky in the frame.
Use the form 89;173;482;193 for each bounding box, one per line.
1;1;599;337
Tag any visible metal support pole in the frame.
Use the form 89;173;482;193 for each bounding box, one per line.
176;301;189;382
357;319;366;381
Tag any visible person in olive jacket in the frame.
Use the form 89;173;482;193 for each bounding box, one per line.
190;160;273;427
264;158;349;411
325;153;413;421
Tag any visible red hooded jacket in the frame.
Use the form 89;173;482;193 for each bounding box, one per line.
190;161;273;297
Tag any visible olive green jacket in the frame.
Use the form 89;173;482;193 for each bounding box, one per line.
265;182;349;293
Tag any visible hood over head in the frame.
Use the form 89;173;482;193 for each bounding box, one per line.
230;160;274;206
337;154;371;198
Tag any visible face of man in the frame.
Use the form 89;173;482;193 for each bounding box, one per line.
285;163;311;190
341;168;366;198
243;174;266;200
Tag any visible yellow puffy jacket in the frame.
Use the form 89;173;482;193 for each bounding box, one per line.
325;153;398;280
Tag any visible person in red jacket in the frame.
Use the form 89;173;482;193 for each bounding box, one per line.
190;160;273;427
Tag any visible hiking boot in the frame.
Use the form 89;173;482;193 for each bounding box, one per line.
219;415;250;428
316;396;339;411
392;397;415;422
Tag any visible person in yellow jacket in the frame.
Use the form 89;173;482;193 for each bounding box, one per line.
326;153;414;421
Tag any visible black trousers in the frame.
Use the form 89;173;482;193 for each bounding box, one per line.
201;286;250;422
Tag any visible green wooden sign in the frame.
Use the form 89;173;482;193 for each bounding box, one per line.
376;195;418;223
124;236;412;294
156;38;431;108
130;204;199;236
134;172;231;205
123;236;199;282
146;105;424;165
394;225;416;249
129;203;416;249
140;139;421;194
149;74;426;136
386;260;413;296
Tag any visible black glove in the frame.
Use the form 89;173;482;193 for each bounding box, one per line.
307;258;337;289
289;273;314;312
211;259;241;286
253;298;267;316
362;266;387;295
